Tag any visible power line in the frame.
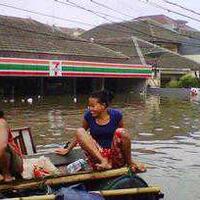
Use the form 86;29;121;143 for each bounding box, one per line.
0;2;180;47
0;2;136;37
55;0;200;47
1;1;200;45
0;1;200;53
0;21;145;58
0;22;154;50
55;0;174;42
0;21;187;59
70;1;127;22
58;0;171;44
56;0;130;22
161;0;200;17
56;0;162;42
0;1;198;64
89;0;133;19
55;0;115;23
0;2;93;28
139;0;200;23
0;21;199;62
0;22;88;42
90;0;200;31
88;0;200;42
87;0;200;41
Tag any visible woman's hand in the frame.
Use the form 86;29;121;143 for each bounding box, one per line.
55;148;70;155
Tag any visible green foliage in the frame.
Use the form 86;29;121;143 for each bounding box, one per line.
179;74;199;88
166;74;200;88
166;80;180;88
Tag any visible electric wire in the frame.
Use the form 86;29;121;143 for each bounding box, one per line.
55;0;200;47
0;1;199;61
139;0;200;23
161;0;200;17
0;2;93;28
1;1;200;44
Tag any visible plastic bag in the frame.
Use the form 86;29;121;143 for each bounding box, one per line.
22;156;60;179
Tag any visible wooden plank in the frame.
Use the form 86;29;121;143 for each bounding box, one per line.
11;127;36;155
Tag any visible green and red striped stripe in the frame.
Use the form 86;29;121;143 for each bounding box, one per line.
0;57;152;78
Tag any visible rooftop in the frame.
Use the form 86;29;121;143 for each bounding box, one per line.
94;36;200;70
81;19;187;44
0;15;128;60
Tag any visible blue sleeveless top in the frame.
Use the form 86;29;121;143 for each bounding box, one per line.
84;108;122;148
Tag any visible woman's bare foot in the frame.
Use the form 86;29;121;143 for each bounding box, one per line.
130;162;146;173
95;160;112;171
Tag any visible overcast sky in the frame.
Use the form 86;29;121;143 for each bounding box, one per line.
0;0;200;30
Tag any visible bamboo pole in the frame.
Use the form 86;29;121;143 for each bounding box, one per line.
99;186;160;196
9;195;55;200
7;186;161;200
0;167;129;192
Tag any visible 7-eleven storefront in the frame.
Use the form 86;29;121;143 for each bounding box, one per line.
0;57;152;96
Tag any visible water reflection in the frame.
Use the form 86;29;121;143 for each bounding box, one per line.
190;92;200;103
48;109;64;135
0;93;200;199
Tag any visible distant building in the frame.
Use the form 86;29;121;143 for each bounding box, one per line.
135;14;197;32
90;36;199;86
58;27;85;37
81;16;200;86
81;18;187;53
0;15;151;96
134;15;200;60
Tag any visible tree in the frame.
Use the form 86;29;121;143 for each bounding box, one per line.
178;74;199;88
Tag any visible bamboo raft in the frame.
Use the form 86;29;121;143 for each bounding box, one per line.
0;127;164;199
0;167;163;200
0;167;129;192
9;187;161;200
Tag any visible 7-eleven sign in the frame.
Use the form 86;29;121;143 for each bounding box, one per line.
49;61;62;76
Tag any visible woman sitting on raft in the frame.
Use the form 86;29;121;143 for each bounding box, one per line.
56;90;145;172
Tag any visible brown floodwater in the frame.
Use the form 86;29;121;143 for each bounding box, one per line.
1;93;200;200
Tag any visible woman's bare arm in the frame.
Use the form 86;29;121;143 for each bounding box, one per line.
55;119;89;155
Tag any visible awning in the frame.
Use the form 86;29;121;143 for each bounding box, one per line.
0;57;152;78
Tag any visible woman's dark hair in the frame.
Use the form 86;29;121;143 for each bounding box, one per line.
0;110;4;118
90;90;114;107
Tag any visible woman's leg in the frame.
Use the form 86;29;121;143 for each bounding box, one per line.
76;128;111;170
10;146;23;178
0;147;14;182
111;128;146;172
120;128;132;165
0;145;23;182
110;128;128;168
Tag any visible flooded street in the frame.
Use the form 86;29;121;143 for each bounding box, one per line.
1;93;200;200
